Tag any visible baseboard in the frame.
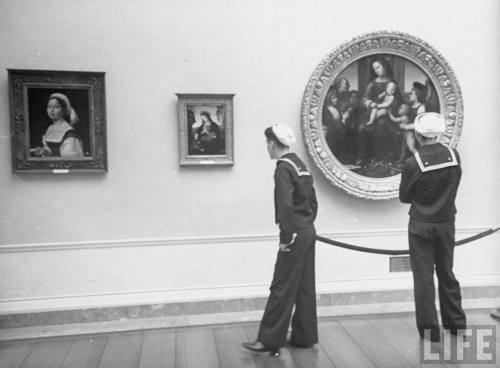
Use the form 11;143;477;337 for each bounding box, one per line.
0;285;498;341
0;299;498;342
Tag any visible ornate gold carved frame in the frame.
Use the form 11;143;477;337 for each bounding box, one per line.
300;31;463;199
8;69;107;173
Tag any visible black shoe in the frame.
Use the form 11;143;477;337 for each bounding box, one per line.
242;341;280;356
445;326;466;335
419;327;440;342
420;334;440;342
419;332;440;342
287;339;314;348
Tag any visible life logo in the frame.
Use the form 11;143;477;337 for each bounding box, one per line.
420;325;496;364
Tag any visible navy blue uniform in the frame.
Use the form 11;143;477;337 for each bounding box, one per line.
399;143;466;338
258;153;318;349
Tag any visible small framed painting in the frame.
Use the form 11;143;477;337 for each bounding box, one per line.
176;93;234;166
8;69;107;173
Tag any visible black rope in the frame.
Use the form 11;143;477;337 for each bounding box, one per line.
315;227;499;256
455;227;499;245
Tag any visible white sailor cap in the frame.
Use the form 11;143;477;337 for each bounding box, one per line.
272;123;297;146
414;112;446;138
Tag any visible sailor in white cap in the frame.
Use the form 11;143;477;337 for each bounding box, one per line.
399;112;466;342
243;123;318;356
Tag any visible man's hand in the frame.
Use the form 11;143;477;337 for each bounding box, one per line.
279;233;297;252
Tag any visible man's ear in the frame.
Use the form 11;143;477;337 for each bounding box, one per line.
414;132;422;144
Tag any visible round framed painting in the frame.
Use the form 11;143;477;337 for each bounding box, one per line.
300;31;463;200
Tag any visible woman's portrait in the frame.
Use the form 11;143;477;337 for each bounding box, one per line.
322;54;439;178
8;69;107;173
28;88;91;159
187;105;226;156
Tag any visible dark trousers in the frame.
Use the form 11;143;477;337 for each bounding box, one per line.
408;219;466;336
257;228;318;348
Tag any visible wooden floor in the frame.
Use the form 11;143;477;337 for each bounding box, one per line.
1;310;498;368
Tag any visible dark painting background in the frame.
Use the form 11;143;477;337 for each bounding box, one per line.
27;88;91;156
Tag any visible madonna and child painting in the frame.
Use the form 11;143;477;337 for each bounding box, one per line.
322;54;439;178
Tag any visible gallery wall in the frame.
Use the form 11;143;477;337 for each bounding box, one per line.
0;0;499;313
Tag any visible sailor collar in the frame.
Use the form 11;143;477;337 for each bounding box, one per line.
277;154;311;177
414;144;458;173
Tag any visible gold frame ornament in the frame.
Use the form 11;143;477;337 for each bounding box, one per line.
300;31;463;200
8;69;107;173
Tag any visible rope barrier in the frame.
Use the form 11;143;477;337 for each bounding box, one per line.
315;227;499;256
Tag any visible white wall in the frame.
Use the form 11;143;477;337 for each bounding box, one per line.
0;0;499;313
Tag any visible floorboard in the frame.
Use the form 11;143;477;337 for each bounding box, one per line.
214;325;258;368
62;336;108;368
97;332;143;368
0;311;497;368
371;315;459;368
176;327;218;368
287;343;335;368
138;329;176;368
20;338;72;368
0;341;34;368
339;318;413;368
318;320;376;368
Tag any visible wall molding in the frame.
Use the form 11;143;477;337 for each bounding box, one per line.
2;274;496;306
1;274;498;315
0;226;496;253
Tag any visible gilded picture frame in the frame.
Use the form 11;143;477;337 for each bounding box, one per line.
177;93;234;166
8;69;107;173
300;31;463;200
